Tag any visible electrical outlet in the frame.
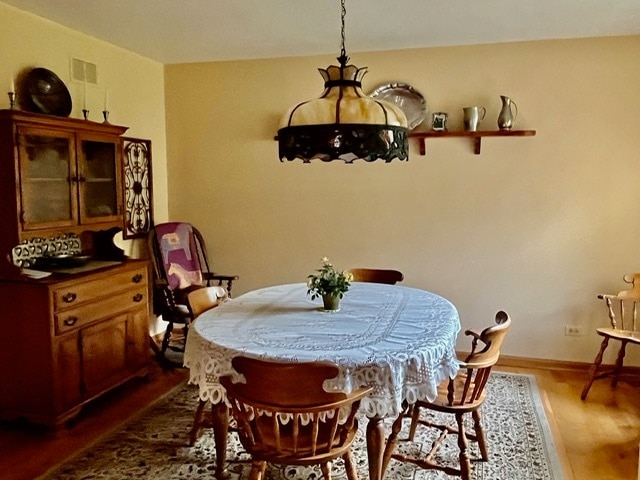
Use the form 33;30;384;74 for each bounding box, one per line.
565;325;586;336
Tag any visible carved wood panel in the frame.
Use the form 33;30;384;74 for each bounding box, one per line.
122;137;153;239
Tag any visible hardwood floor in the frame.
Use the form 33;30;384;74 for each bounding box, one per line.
0;355;188;480
498;361;640;480
0;356;637;480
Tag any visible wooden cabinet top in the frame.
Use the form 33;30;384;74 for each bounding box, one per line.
0;109;128;136
0;259;148;286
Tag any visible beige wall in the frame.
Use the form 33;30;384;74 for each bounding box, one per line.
0;1;169;247
165;36;640;363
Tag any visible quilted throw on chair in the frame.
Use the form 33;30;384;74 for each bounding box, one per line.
155;222;204;290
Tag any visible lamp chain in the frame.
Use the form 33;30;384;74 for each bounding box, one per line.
338;0;349;66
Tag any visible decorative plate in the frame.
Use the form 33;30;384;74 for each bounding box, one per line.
370;83;427;130
24;67;72;117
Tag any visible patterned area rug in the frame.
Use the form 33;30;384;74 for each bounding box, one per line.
39;372;564;479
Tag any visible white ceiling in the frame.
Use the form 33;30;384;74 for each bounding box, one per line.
4;0;640;64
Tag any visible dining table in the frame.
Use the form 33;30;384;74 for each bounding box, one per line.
183;282;461;480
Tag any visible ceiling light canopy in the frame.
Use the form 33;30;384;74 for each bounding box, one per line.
277;0;409;164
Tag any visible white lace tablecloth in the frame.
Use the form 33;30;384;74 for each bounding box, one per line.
184;282;460;418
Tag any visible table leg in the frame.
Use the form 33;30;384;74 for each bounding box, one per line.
211;402;229;479
366;416;385;480
189;399;207;446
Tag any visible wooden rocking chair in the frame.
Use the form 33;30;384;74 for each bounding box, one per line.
147;222;238;361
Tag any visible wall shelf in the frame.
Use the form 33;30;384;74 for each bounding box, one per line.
409;129;536;156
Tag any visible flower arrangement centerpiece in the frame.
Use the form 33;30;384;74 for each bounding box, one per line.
307;257;353;311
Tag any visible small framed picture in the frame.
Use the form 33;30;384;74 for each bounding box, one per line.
432;112;448;131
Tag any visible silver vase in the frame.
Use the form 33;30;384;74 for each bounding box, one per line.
497;95;518;130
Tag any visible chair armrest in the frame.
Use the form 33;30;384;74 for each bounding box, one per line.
464;329;483;341
463;329;486;359
202;273;239;295
598;294;618;300
599;292;640;301
203;273;239;282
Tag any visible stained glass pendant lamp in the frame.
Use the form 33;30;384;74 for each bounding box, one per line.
277;0;409;163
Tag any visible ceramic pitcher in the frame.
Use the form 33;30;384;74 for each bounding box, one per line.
498;95;518;130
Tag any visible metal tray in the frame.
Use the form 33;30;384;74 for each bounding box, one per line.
34;253;92;269
370;83;427;130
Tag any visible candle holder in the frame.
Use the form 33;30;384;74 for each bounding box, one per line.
8;92;16;109
82;109;89;120
102;110;110;124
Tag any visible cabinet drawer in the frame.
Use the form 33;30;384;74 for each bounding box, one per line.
55;287;148;335
53;267;147;311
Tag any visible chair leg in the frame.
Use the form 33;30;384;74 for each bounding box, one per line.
472;409;489;461
249;460;266;480
161;321;174;353
320;461;332;480
188;399;207;446
408;402;422;440
182;322;190;349
382;408;407;476
343;451;357;480
149;335;172;369
455;412;471;480
581;336;610;400
611;340;628;388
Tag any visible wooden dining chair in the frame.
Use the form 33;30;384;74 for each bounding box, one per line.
348;268;404;284
581;273;640;400
382;311;511;480
185;285;229;446
220;356;373;480
187;285;228;317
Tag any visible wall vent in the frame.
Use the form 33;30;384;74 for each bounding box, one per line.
71;58;98;84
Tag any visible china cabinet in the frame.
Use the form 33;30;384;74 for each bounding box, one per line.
0;110;150;428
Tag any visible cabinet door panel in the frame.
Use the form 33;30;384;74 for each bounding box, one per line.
53;333;82;413
127;306;150;370
17;127;78;229
77;135;122;225
81;315;128;398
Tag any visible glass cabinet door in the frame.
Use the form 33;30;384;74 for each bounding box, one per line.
78;136;121;224
17;127;77;230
